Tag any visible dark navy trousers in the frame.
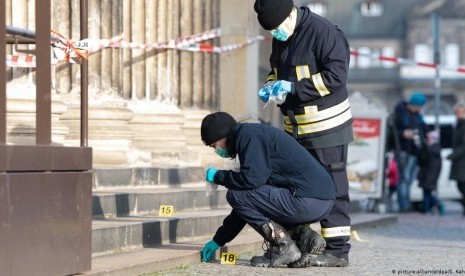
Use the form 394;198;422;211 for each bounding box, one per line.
308;144;351;259
226;185;333;229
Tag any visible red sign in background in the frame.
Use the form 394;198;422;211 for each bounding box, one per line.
352;118;381;138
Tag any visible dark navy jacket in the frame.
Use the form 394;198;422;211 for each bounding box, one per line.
214;123;336;199
212;122;336;246
266;7;353;145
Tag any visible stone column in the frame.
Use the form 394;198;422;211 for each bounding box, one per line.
183;109;237;169
6;83;69;145
60;94;134;167
146;0;158;100
179;0;193;107
52;0;72;94
127;102;192;167
219;0;259;116
122;0;132;99
132;0;146;99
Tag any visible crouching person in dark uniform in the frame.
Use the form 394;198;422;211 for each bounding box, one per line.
199;112;336;268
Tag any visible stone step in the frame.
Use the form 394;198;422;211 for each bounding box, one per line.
92;208;239;257
92;187;229;219
92;167;205;191
85;212;398;275
91;191;365;257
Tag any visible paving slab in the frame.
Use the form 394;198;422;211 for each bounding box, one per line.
84;212;397;276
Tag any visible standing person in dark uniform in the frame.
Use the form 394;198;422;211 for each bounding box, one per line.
392;92;428;212
199;112;336;268
253;0;353;267
448;102;465;216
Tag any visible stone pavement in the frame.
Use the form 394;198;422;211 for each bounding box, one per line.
84;212;397;276
140;201;465;276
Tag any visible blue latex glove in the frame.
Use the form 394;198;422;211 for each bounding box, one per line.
201;240;220;262
257;82;274;102
271;80;293;96
205;167;218;183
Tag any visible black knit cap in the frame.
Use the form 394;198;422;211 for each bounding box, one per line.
254;0;294;30
201;112;237;145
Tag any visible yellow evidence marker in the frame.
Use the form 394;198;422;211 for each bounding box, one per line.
159;205;174;217
220;253;237;265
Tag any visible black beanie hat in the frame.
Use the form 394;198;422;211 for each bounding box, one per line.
254;0;294;30
201;112;237;145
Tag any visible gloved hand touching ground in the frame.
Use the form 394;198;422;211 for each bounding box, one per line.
201;240;220;262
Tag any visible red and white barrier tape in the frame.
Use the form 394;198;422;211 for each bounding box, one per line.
112;28;221;50
7;55;37;68
5;28;465;74
351;50;465;74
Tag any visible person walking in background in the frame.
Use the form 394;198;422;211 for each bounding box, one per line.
417;130;445;215
386;152;399;212
254;0;353;267
447;102;465;216
392;92;428;212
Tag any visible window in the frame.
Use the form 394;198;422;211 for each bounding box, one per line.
358;47;371;68
371;49;381;67
349;47;356;68
360;1;384;17
307;2;327;16
444;44;459;67
382;47;395;68
414;44;432;63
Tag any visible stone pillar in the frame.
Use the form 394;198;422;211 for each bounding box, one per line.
183;109;237;169
60;95;134;167
219;0;259;116
127;102;195;167
6;82;69;145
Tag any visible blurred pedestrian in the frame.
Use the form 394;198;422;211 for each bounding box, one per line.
417;130;445;215
447;102;465;216
392;92;428;212
254;0;353;267
386;152;399;212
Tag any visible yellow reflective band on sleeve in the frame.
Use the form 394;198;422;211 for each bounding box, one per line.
320;226;351;238
266;68;278;82
312;72;331;97
295;65;311;81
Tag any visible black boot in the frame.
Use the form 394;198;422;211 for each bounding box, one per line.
287;225;326;268
310;252;349;267
250;221;301;267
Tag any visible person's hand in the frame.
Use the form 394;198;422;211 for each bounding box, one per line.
267;80;293;104
201;240;220;262
271;80;293;96
258;81;274;103
403;129;414;139
205;167;218;183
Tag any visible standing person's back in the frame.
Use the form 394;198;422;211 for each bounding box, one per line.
447;102;465;216
417;130;444;214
